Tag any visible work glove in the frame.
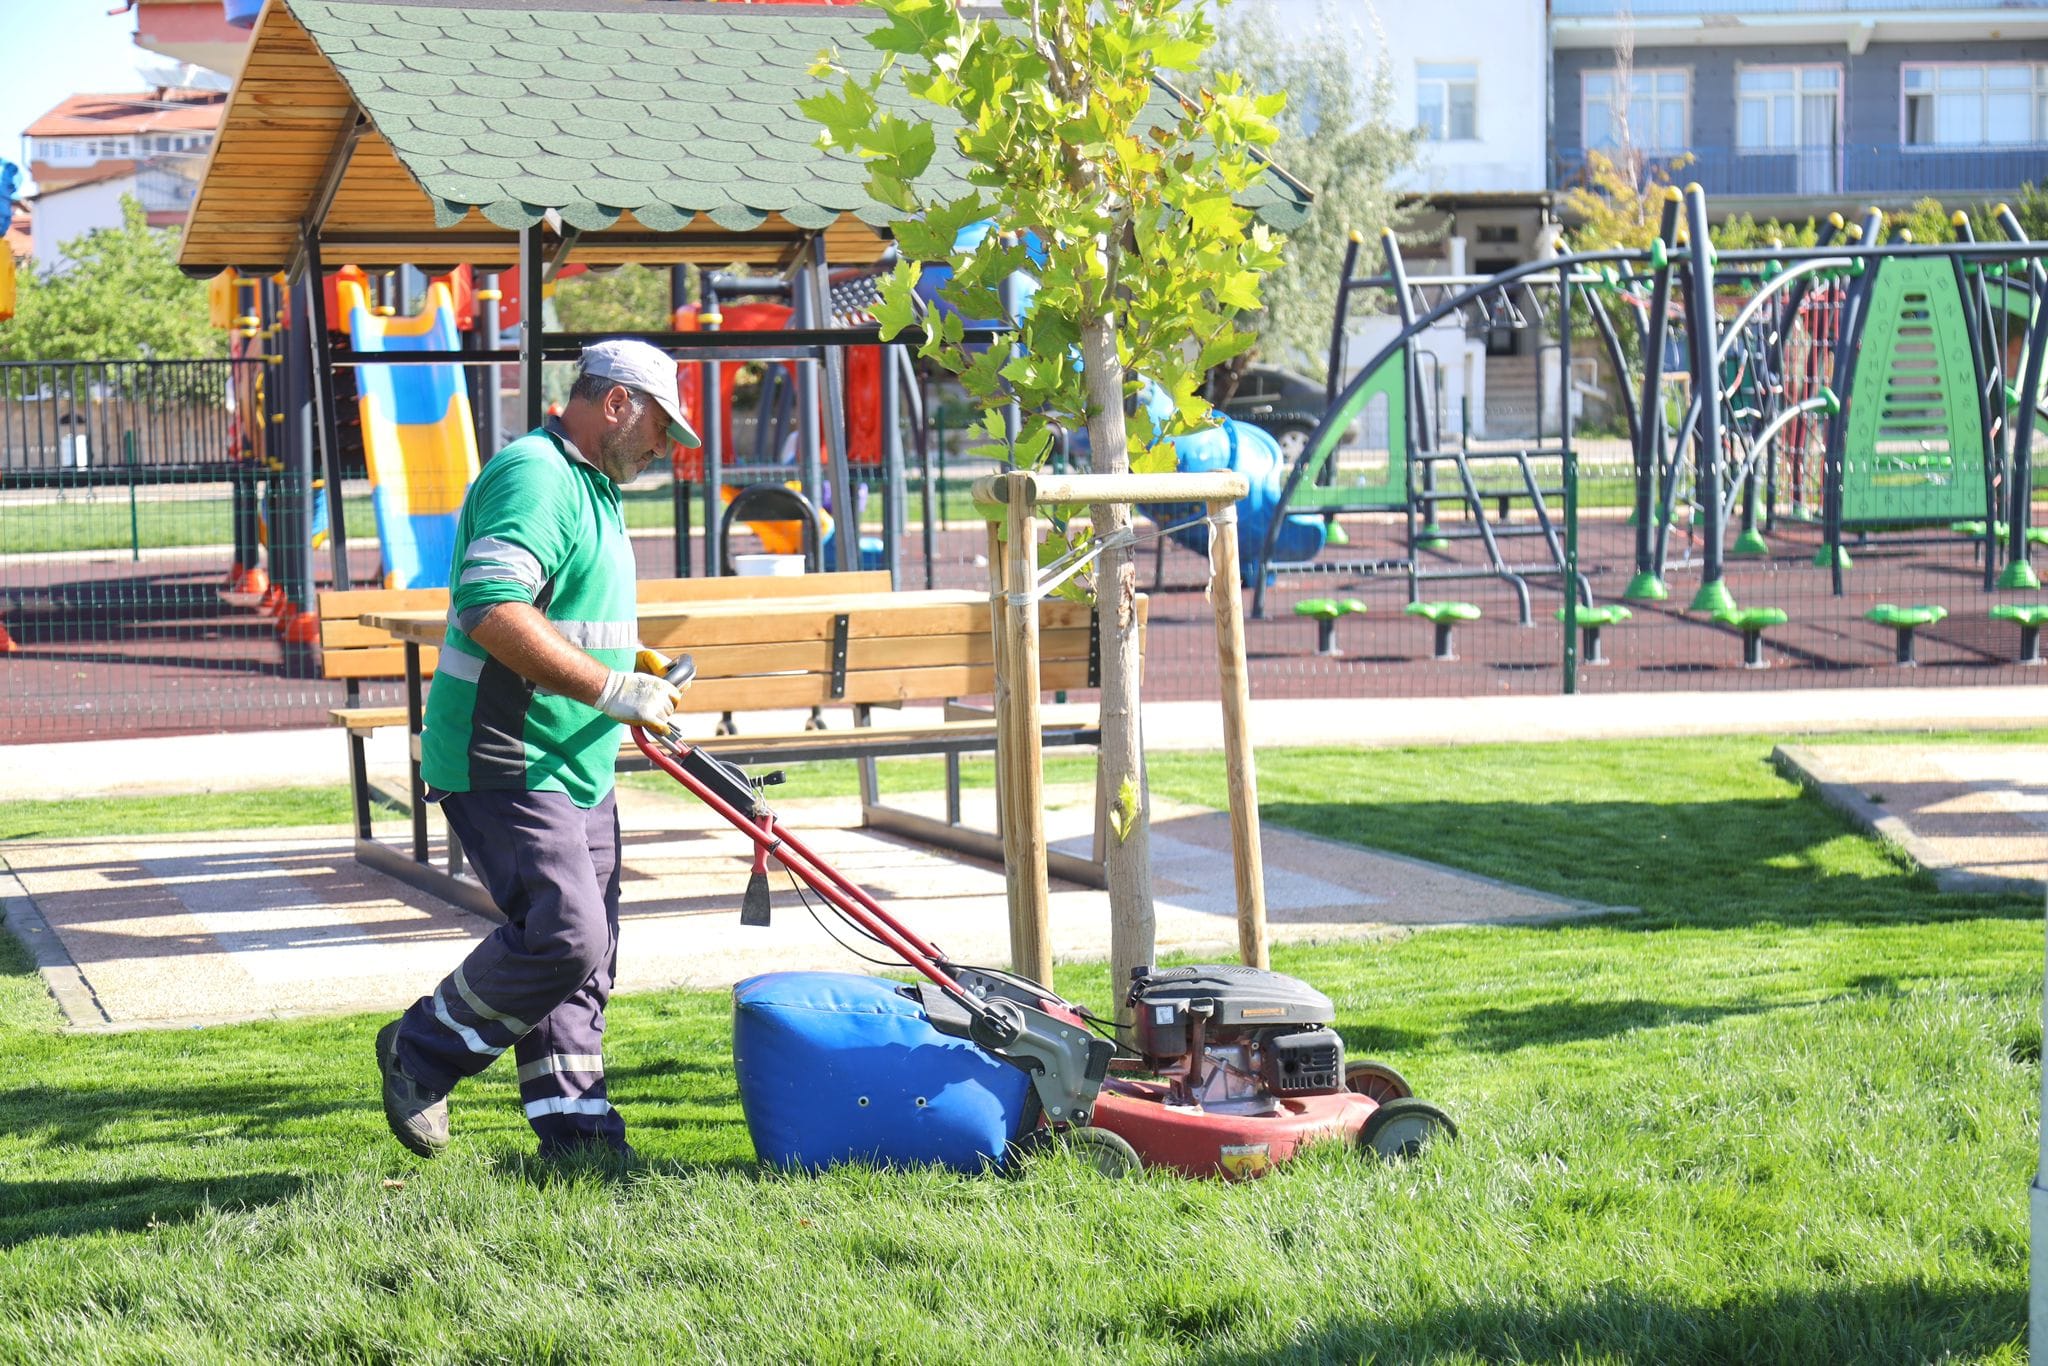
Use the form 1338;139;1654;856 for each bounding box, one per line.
594;668;682;732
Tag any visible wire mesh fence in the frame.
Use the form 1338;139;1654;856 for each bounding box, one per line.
5;256;2046;747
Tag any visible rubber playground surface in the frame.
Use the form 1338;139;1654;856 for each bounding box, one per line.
5;507;2046;743
0;782;1613;1031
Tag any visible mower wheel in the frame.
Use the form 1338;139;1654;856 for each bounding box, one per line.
1065;1126;1142;1179
1343;1060;1414;1105
1006;1124;1141;1179
1358;1098;1457;1162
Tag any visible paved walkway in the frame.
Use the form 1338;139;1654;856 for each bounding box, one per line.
1774;743;2048;895
0;784;1615;1031
4;684;2047;801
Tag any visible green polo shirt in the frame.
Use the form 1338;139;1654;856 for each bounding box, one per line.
419;421;638;807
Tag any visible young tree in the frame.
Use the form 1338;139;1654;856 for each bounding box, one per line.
1560;148;1692;251
804;0;1285;1004
0;197;221;364
1203;2;1418;378
1710;212;1820;250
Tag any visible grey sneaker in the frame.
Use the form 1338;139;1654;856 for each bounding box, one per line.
375;1019;449;1158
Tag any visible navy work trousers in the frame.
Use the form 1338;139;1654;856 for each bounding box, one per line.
394;787;628;1154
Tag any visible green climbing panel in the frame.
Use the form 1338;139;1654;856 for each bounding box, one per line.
1288;348;1409;512
1841;256;1988;526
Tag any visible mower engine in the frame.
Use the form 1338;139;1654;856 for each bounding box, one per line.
1128;965;1345;1116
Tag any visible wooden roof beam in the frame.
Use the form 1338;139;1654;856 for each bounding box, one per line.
290;108;367;282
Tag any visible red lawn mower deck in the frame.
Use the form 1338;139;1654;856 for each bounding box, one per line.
631;651;1454;1179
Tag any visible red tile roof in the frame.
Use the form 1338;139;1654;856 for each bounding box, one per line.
6;202;31;262
24;90;224;139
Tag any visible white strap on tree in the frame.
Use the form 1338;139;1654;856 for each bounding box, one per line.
1003;504;1234;608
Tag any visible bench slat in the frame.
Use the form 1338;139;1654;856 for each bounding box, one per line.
680;657;1096;711
676;626;1094;678
637;571;890;603
318;586;450;618
323;618;434;649
329;706;409;731
639;598;1110;650
324;646;441;679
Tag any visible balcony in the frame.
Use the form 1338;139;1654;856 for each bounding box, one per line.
1557;1;2048;12
1554;144;2048;206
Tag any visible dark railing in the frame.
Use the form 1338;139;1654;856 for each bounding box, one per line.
1556;144;2048;202
1557;0;2046;14
0;359;258;486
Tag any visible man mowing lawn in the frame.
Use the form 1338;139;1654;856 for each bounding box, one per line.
376;340;698;1162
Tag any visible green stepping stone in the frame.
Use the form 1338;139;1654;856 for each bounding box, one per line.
1555;604;1631;666
1999;560;2041;590
1949;520;2009;539
1813;544;1853;570
1688;579;1737;616
1867;603;1947;666
1992;603;2048;665
1622;571;1669;602
1405;601;1480;660
1712;606;1789;670
1295;597;1365;655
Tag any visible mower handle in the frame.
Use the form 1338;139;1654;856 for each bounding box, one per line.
634;647;697;691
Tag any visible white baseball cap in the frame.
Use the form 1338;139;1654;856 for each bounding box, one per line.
578;339;701;448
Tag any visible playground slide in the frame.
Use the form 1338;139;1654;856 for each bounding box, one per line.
1130;383;1327;581
337;278;480;589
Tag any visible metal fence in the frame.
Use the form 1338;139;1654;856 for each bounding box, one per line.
1;327;2042;746
0;359;256;486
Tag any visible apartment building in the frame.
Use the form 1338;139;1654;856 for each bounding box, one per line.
19;88;223;264
1260;0;1556;270
1552;0;2048;215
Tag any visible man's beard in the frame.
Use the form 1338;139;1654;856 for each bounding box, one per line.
597;423;653;480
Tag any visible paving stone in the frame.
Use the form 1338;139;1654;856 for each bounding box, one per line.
0;785;1613;1030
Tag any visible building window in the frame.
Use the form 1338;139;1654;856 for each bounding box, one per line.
1582;68;1689;152
1738;66;1840;149
1417;63;1478;142
1904;63;2048;146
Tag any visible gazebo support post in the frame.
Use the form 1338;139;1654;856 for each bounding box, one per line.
518;223;545;428
806;234;861;573
297;230;352;594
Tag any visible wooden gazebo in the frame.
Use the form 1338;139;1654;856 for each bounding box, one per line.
176;0;1312;578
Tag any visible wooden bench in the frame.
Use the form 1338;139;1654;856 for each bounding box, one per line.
317;575;1136;912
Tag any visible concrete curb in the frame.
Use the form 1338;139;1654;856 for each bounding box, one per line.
0;858;111;1027
1769;744;2043;896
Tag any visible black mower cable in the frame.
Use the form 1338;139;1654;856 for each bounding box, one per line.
784;867;899;968
948;961;1141;1058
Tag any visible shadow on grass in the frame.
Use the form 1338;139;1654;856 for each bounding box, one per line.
1190;1278;2024;1364
1451;997;1768;1052
1256;796;2041;930
0;1172;306;1246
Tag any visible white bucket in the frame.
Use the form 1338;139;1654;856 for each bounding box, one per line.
734;554;807;577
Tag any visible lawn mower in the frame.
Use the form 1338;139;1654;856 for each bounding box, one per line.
632;650;1456;1178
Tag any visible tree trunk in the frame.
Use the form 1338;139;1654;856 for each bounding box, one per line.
1078;311;1153;1024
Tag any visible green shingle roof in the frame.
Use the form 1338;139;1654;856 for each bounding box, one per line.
285;0;1312;236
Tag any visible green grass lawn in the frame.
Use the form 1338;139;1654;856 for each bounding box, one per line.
0;736;2037;1361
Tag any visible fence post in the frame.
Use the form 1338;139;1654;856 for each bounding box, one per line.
125;430;140;562
1561;268;1579;695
